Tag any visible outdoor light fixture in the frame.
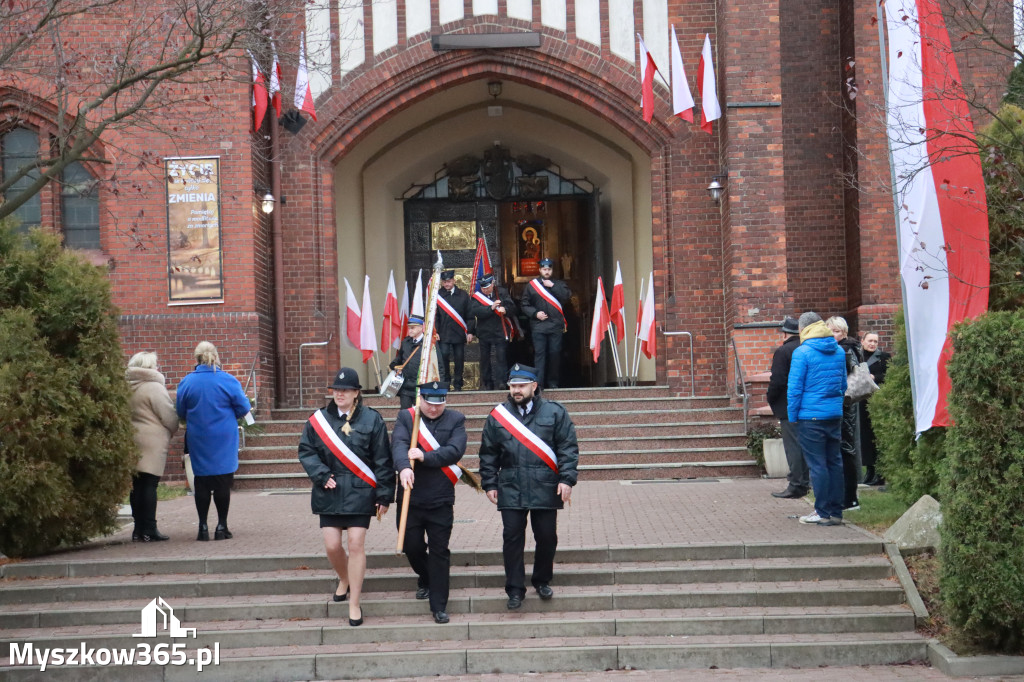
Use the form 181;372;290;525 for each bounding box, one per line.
256;188;275;214
488;81;502;99
707;174;727;205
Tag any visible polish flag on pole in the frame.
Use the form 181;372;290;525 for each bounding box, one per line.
698;34;721;134
359;276;378;363
381;271;401;350
248;51;268;131
589;277;612;363
637;34;661;123
269;42;282;117
670;26;694;122
885;0;989;434
609;262;625;344
343;277;361;350
637;272;657;359
398;281;410;344
294;32;317;121
411;269;425;319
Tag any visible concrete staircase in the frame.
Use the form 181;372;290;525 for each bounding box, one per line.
236;386;756;489
0;540;928;679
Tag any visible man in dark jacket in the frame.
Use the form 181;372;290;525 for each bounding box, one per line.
767;316;809;499
436;271;474;391
470;274;516;390
479;364;579;610
389;316;424;409
520;258;571;389
392;381;467;625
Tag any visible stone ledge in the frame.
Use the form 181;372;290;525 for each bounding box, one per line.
928;640;1024;678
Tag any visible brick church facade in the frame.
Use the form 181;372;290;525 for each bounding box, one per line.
2;0;1011;410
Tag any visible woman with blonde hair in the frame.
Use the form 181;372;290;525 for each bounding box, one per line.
127;352;179;542
176;342;252;541
825;316;865;512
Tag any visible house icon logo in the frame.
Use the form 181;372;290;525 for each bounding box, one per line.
133;597;196;638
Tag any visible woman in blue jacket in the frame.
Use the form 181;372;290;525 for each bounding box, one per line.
176;342;252;541
787;313;847;526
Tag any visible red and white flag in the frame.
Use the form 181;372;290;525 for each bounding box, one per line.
698;34;721;134
381;271;401;350
411;269;425;319
343;277;361;350
589;277;611;363
359;275;378;363
637;272;657;359
269;42;282;117
398;281;410;343
637;34;662;123
609;262;625;344
670;26;694;123
885;0;989;434
294;32;317;122
248;51;268;131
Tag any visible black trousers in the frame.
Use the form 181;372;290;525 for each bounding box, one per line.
398;504;454;612
531;330;563;388
399;392;415;410
500;508;558;597
438;341;466;390
130;472;161;532
194;473;234;526
841;402;861;507
479;338;508;390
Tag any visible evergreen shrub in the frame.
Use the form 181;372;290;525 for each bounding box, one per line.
939;311;1024;653
0;224;135;558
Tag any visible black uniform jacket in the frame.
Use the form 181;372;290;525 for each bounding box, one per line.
478;396;579;511
392;407;467;509
389;335;423;396
297;401;396;514
436;286;475;343
766;335;800;421
470;286;516;342
520;278;571;334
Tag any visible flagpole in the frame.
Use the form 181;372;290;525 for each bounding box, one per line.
607;324;623;383
630;277;646;384
397;252;443;554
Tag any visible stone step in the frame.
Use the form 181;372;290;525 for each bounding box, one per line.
0;633;929;680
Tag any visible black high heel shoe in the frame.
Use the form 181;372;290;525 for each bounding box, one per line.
348;607;363;627
214;524;232;540
196;522;209;541
333;586;350;603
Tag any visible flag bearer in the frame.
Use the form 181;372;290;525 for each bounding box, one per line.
470;273;517;389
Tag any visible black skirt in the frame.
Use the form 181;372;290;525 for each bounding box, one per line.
319;513;371;529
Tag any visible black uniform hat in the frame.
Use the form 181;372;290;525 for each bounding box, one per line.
408;315;424;326
538;258;554;268
328;367;362;390
781;317;799;335
479;274;495;287
418;380;449;404
441;270;455;280
507;364;539;384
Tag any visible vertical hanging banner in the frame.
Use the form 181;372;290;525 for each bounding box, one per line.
165;157;224;304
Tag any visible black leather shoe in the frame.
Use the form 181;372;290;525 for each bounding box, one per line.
333;587;350;603
415;586;430;600
506;594;523;610
132;528;148;542
433;610;450;624
214;524;232;540
535;584;554;600
196;523;209;541
771;488;808;499
147;527;169;541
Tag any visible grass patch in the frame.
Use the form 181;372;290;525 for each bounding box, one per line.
847;488;911;534
122;483;189;505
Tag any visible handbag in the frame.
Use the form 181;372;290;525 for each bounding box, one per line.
846;361;879;404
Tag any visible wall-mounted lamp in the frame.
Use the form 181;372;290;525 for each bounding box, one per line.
488;81;502;99
256;188;276;214
707;174;727;205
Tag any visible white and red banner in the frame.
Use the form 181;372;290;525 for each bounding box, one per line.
381;271;402;350
343;277;361;350
637;34;661;123
295;32;317;121
412;269;425;319
670;26;695;122
406;408;461;484
589;276;611;363
698;34;721;134
269;42;282;118
609;261;625;344
638;271;657;359
248;51;268;131
359;275;378;363
310;409;377;487
398;280;410;342
490;404;558;472
885;0;989;434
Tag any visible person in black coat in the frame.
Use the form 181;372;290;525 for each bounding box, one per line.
436;271;475;391
389;316;425;409
826;317;864;512
860;332;892;485
470;274;516;390
392;381;467;624
479;364;579;610
766;317;809;499
519;258;571;389
297;368;395;627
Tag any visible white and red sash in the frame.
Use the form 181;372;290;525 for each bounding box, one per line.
473;290;515;339
490;404;558;472
309;409;377;487
437;296;468;333
529;279;566;330
406;408;461;484
472;291;496;307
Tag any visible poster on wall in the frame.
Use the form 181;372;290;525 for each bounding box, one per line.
165;156;224;304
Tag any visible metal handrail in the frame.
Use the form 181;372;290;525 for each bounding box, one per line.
730;336;750;434
299;333;334;407
662;330;695;396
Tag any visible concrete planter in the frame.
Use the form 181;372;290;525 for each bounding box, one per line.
763;438;789;478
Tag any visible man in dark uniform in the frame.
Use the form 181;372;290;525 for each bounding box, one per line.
520;258;571;389
392;381;467;624
436;270;474;391
479;364;579;610
470;273;516;390
767;316;809;499
389;316;424;409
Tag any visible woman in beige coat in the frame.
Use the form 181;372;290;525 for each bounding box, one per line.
127;352;180;542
